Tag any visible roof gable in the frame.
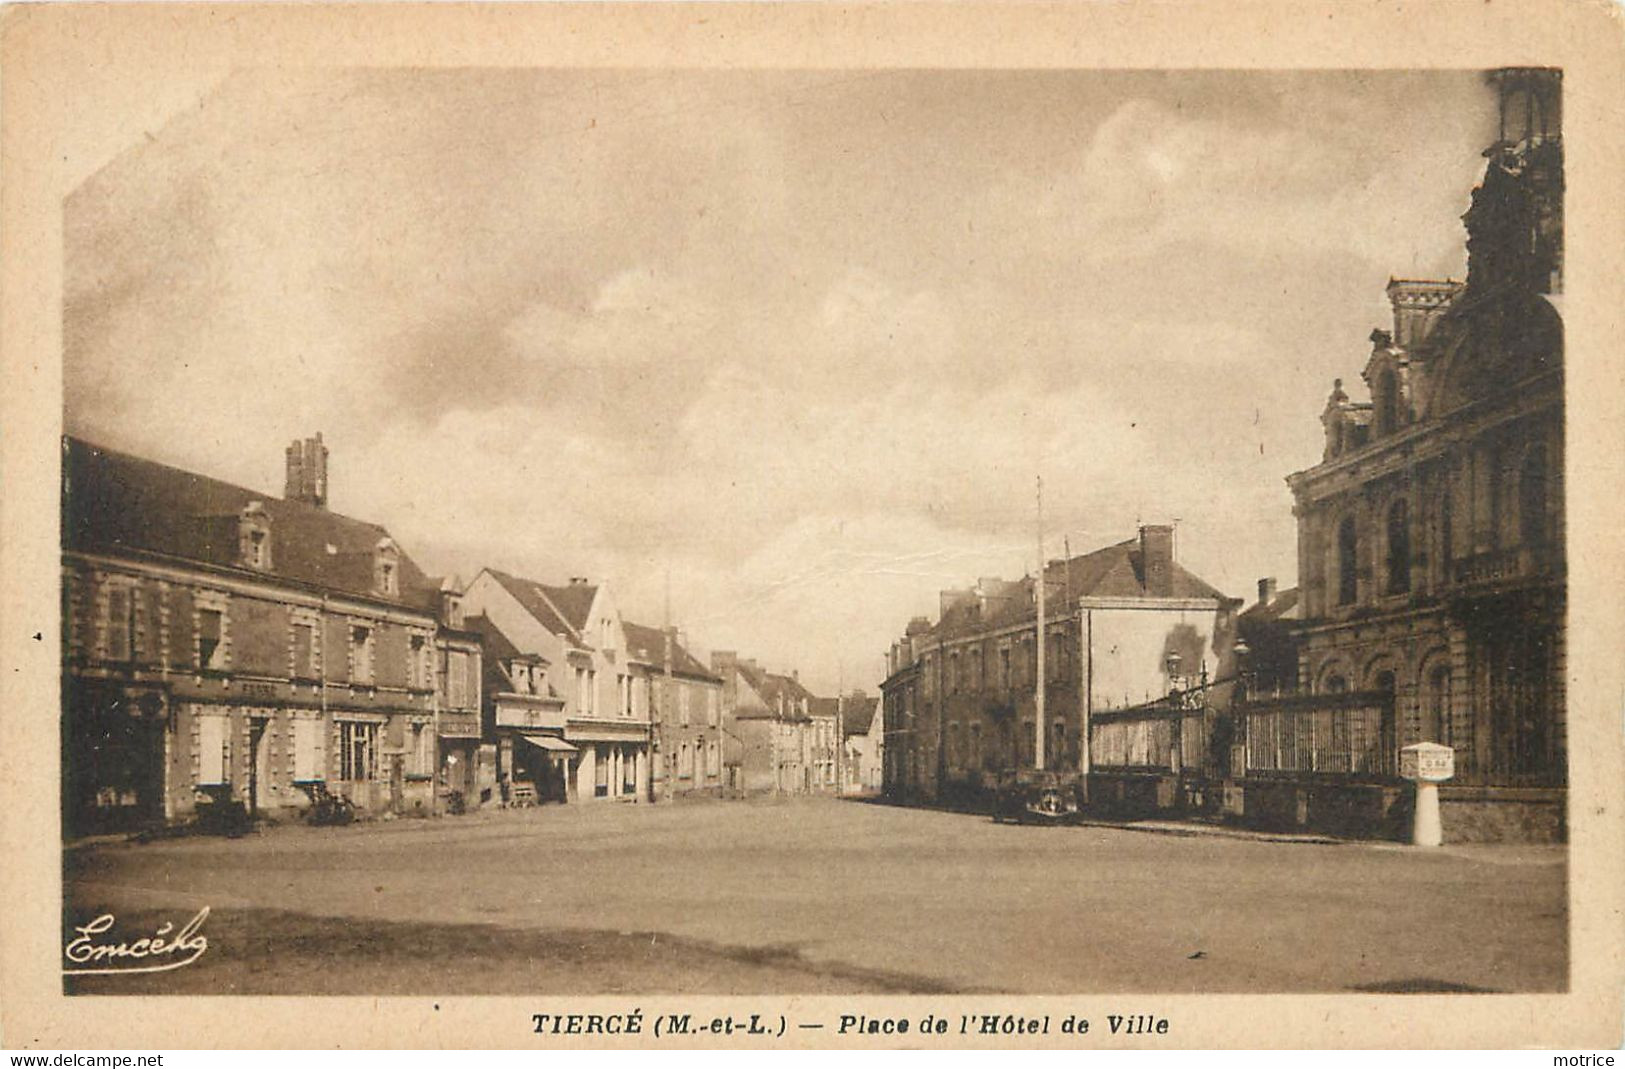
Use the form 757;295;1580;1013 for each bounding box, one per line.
484;570;581;642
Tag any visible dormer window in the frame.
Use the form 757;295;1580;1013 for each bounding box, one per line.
239;501;272;571
374;537;400;597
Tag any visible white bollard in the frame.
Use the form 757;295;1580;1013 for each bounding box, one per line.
1413;780;1443;847
1400;742;1455;848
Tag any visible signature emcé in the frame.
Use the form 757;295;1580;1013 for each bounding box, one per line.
63;907;210;975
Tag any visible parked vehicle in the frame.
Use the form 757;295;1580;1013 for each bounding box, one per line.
991;769;1086;825
295;781;357;826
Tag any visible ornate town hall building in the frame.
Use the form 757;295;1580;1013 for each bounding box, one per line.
1285;68;1564;839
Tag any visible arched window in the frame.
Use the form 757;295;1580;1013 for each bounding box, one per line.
1423;664;1451;745
1519;444;1548;550
1385;500;1411;595
1376;368;1400;436
1337;516;1358;606
1324;674;1348;695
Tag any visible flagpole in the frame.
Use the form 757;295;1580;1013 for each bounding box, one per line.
1035;476;1046;771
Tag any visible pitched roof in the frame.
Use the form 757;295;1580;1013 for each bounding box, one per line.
1238;587;1302;624
932;536;1232;639
839;696;879;738
541;582;598;632
621;620;721;683
483;569;581;643
62;436;433;608
462;613;544;665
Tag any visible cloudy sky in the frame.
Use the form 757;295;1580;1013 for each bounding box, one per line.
64;68;1498;693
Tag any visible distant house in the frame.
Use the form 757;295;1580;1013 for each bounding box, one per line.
61;434;481;834
711;653;831;796
622;621;724;798
878;525;1238;803
836;693;880;793
1234;578;1302;699
461;569;650;802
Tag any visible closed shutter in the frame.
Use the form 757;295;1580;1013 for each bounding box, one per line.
197;713;228;785
293;718;324;781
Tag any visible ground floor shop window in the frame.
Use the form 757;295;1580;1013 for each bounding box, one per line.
622;747;636;794
340;721;377;781
595;745;609;797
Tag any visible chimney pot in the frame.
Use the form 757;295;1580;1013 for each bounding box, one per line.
284;433;329;509
1258;577;1278;606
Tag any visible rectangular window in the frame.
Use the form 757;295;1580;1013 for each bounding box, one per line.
679;685;691;727
680;742;692;779
197;608;224;670
708;740;719;776
292;623;316;679
197;713;228;785
408;635;426;689
293;717;324;781
106;586;133;662
622;748;636;794
594;745;609;797
411;722;432;776
350;626;374;685
447;651;469;708
339;721;377;781
707;687;719;726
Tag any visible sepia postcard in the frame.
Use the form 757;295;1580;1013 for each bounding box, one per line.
2;0;1622;1052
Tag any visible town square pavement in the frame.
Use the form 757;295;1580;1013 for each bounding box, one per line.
63;795;1566;994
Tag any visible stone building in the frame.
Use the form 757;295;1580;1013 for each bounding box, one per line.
464;612;573;803
461;569;651;802
711;652;830;795
622;621;725;799
837;693;881;793
879;526;1236;804
61;434;483;835
1272;68;1565;840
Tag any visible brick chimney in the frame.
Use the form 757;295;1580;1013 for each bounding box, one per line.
284;433;328;509
1257;577;1277;607
1140;524;1174;597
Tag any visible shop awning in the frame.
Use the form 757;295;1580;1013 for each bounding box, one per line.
520;734;578;753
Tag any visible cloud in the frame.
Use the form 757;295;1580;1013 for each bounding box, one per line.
63;69;1501;693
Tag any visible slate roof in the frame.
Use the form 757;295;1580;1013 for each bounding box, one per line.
932;537;1233;639
542;582;598;633
1237;587;1302;624
483;569;582;643
62;436;434;609
838;696;879;738
462;613;545;665
621;620;721;683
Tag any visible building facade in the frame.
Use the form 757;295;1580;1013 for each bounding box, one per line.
623;622;724;799
879;526;1237;804
1273;68;1565;840
62;434;480;835
837;693;880;793
712;652;832;796
461;569;652;802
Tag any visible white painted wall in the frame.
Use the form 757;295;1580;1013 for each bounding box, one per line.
1082;598;1226;713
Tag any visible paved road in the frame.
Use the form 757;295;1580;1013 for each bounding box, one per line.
64;795;1567;993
